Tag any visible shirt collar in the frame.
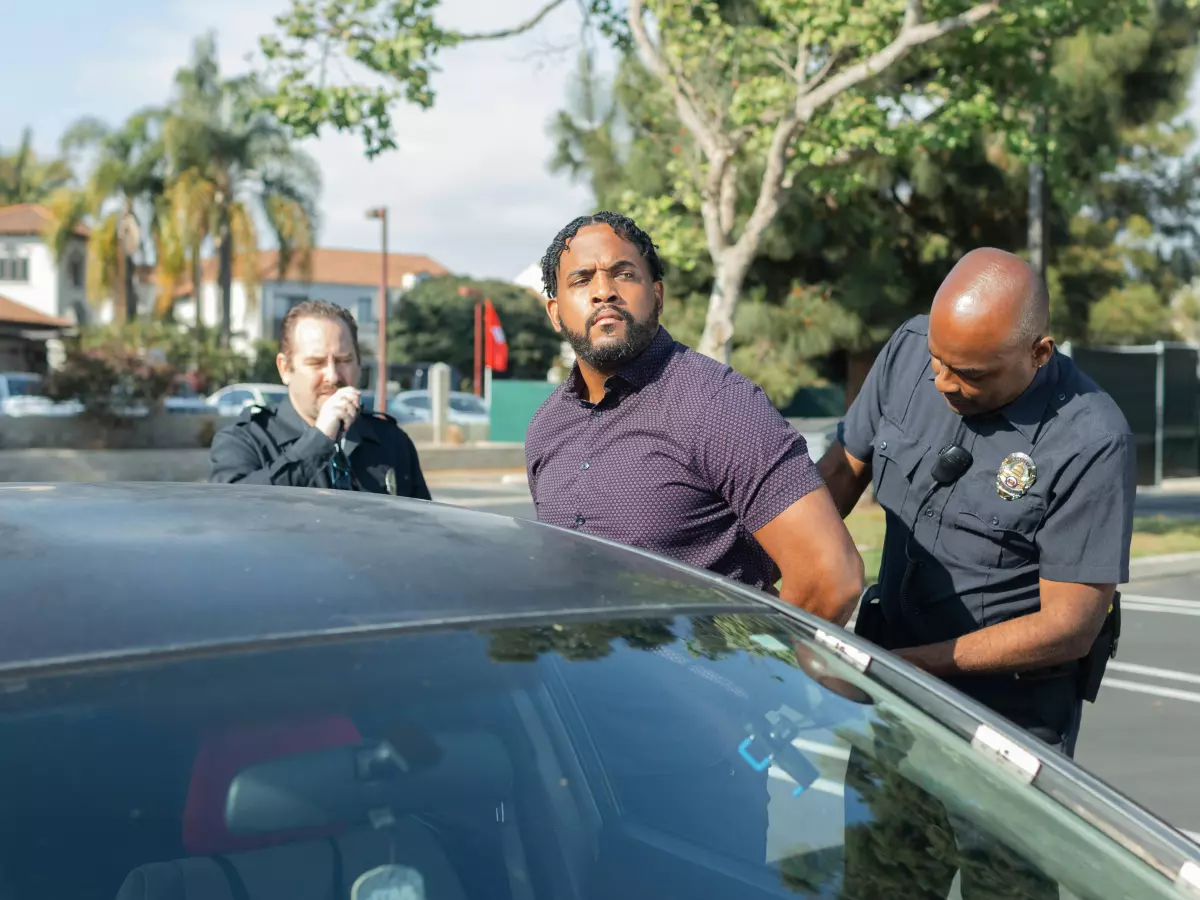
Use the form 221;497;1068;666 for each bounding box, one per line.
563;326;675;401
996;352;1059;441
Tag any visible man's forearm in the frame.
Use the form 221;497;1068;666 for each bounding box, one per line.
895;611;1088;677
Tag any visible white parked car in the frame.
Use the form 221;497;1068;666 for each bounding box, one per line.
207;383;291;417
0;372;83;417
388;389;489;425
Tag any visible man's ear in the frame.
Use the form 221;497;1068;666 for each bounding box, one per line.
276;353;290;384
1033;335;1055;368
545;297;563;333
654;281;664;315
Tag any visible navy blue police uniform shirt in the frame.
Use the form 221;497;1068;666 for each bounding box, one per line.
209;394;432;499
525;326;824;591
841;315;1135;702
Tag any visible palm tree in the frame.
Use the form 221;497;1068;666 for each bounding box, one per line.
43;111;167;323
0;128;74;205
163;33;319;348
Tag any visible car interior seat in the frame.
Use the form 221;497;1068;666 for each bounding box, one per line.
114;716;468;900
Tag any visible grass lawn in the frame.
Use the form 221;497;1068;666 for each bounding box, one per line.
845;504;1200;583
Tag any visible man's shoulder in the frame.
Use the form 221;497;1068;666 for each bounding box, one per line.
362;411;418;446
1052;352;1132;443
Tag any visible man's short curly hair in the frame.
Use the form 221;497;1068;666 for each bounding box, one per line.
540;211;665;299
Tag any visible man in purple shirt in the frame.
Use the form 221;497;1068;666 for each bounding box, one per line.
525;211;864;623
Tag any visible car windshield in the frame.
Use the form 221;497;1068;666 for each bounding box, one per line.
260;388;288;403
0;612;1172;900
4;375;42;397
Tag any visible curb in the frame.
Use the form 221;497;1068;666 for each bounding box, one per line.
1129;551;1200;581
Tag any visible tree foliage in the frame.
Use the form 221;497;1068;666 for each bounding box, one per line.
0;128;74;205
547;0;1200;404
256;0;1147;366
388;275;562;384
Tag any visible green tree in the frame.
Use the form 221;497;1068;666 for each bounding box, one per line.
162;33;320;349
43;110;168;323
0;128;74;205
256;0;1136;366
389;276;562;385
549;0;1200;404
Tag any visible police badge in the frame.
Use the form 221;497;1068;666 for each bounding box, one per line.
385;467;398;496
996;452;1036;500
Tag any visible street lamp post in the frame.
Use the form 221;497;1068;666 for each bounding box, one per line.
366;206;389;412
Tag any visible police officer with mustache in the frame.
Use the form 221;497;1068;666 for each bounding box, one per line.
209;300;431;499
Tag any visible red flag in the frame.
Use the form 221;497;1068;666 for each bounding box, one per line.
484;299;508;372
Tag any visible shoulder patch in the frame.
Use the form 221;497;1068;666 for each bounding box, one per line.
237;403;273;423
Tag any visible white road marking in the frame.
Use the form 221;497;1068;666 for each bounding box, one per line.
1102;678;1200;705
1109;661;1200;687
1123;594;1200;609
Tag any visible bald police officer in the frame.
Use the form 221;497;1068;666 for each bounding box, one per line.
820;248;1134;897
209;299;431;499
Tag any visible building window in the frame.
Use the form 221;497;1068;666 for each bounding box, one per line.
272;294;309;340
68;255;84;289
357;297;375;324
0;247;29;283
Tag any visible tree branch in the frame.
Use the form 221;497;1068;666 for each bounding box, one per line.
802;0;1000;113
627;0;721;156
455;0;569;42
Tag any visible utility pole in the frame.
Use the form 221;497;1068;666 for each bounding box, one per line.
365;206;389;412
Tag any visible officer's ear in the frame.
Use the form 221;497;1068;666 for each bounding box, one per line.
545;295;563;334
276;351;292;385
1032;335;1055;369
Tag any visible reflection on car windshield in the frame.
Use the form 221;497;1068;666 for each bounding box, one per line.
0;613;1172;900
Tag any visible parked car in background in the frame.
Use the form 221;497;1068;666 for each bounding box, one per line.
389;389;489;425
0;482;1196;900
207;383;291;416
0;371;82;417
209;384;379;418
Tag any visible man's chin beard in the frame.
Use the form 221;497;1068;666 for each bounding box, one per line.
563;317;658;370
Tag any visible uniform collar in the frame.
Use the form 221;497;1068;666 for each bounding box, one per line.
996;352;1059;442
563;326;674;401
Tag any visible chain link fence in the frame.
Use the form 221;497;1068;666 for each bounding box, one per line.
1063;342;1200;486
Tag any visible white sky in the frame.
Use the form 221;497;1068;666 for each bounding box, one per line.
2;0;602;281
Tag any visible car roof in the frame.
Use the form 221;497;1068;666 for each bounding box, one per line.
0;483;759;673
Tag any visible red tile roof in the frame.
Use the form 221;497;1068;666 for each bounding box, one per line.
174;248;449;296
0;294;72;328
0;204;89;239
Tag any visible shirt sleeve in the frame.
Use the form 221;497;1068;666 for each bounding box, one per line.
1036;432;1136;584
209;421;336;486
697;375;824;533
840;327;904;463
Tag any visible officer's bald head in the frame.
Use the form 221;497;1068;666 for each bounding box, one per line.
927;248;1055;417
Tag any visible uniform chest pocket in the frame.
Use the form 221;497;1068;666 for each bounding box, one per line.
872;420;930;517
941;497;1045;569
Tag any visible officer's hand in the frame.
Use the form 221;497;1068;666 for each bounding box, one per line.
315;386;361;440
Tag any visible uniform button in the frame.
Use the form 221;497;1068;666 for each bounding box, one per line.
991;516;1000;526
581;462;590;471
575;516;585;527
925;509;934;517
591;409;602;418
879;440;888;450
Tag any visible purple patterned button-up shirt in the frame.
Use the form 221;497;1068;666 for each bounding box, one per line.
525;327;823;590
